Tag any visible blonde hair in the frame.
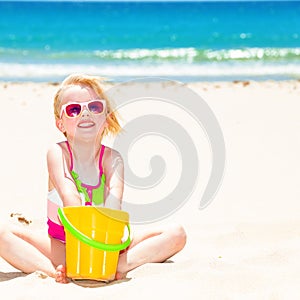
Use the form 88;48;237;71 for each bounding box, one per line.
54;73;121;137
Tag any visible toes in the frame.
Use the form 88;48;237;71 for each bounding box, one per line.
55;265;69;284
115;272;126;280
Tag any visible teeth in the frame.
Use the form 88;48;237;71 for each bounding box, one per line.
78;122;94;128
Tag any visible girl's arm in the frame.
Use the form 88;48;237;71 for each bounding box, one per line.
103;148;124;210
47;143;82;207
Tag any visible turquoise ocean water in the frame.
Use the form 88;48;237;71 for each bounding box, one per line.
0;1;300;82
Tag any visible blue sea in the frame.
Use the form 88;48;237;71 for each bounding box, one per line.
0;1;300;82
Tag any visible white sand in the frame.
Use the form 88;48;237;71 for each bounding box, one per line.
1;80;300;299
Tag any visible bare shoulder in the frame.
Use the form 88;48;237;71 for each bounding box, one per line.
47;142;67;162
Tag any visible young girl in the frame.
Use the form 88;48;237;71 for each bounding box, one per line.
0;74;186;283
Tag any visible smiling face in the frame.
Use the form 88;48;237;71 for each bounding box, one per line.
56;84;107;141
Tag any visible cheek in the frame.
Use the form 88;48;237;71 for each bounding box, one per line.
63;119;78;133
96;115;107;127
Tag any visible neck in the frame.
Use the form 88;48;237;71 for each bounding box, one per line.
67;136;102;165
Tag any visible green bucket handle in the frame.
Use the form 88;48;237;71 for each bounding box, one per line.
58;207;131;252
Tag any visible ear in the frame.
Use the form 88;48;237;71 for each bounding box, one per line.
103;113;110;129
104;119;109;128
56;119;66;133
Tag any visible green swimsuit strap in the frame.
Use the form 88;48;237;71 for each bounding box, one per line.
71;170;105;205
66;141;106;205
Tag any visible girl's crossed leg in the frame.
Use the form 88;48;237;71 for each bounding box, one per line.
116;223;186;279
0;221;68;283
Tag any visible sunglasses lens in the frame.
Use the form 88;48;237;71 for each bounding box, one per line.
65;103;81;117
88;101;104;114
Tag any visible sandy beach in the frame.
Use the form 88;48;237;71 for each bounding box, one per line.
1;79;300;299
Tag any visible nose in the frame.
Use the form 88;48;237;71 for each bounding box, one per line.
81;105;90;117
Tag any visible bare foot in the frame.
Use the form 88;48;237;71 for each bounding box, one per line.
116;251;128;280
115;271;127;280
55;265;69;284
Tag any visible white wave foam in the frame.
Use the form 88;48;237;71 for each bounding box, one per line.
0;62;299;81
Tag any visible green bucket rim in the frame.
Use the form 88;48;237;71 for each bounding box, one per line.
58;207;131;252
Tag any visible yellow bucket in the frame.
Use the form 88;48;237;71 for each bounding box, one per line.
58;206;130;282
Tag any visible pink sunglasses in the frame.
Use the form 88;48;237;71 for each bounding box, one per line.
60;99;106;118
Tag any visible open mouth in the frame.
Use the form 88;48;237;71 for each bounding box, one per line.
78;121;95;128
